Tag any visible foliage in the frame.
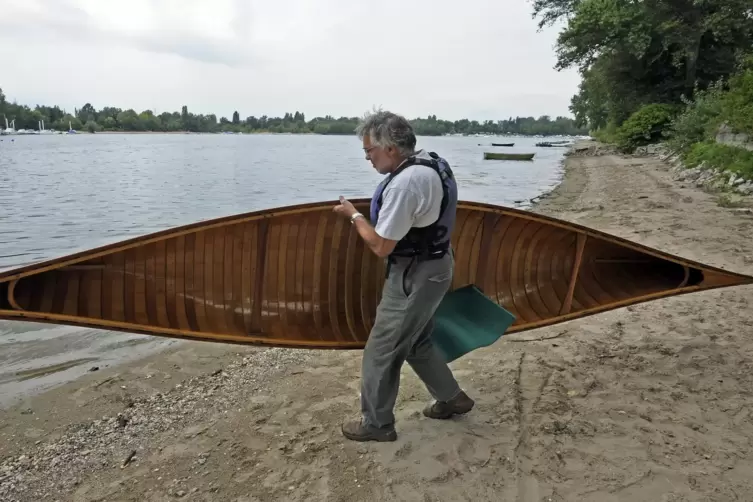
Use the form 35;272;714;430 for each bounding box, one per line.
682;141;753;179
665;54;753;149
590;121;619;144
613;104;678;152
718;55;753;134
665;80;726;152
0;88;589;136
532;0;753;132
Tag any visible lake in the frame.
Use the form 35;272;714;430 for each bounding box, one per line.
0;132;569;406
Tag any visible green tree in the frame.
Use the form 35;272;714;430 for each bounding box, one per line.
533;0;753;130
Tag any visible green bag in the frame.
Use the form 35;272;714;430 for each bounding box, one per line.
431;284;516;362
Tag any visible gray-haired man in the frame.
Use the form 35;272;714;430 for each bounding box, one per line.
333;110;474;442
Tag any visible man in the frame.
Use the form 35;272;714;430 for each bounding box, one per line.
333;110;474;442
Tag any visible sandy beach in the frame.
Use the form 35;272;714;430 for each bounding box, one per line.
2;142;753;502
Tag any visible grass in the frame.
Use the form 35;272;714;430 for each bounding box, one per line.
682;141;753;180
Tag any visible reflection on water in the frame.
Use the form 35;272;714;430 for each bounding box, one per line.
0;132;569;406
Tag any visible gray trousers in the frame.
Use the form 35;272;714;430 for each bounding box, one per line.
361;252;462;430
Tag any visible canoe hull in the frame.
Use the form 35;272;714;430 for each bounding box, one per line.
1;199;751;349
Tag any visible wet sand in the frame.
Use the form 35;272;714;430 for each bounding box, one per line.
2;142;753;501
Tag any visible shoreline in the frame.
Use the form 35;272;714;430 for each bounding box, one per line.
2;142;752;501
4;130;588;138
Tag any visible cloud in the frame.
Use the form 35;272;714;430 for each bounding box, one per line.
0;0;256;67
0;0;581;120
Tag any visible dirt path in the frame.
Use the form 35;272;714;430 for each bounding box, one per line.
2;146;752;502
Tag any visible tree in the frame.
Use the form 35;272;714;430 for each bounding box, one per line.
533;0;753;130
232;111;240;124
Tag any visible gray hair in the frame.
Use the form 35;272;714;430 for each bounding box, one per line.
355;109;417;156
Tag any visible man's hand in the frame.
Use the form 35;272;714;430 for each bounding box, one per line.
332;196;397;258
332;196;358;219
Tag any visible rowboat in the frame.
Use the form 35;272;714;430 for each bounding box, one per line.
536;142;570;147
484;152;535;161
491;143;515;147
1;200;750;349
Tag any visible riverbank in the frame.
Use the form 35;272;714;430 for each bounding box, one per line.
2;142;752;501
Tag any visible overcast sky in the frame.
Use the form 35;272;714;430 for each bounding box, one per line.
0;0;580;121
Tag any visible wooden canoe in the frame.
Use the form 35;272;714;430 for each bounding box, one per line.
484;152;535;161
491;143;515;147
0;199;751;349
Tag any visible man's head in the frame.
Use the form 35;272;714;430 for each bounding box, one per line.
355;110;417;175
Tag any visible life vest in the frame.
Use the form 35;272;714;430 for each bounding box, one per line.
369;151;457;261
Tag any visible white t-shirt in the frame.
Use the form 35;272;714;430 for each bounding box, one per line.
373;150;445;241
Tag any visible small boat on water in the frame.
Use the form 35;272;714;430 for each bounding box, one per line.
491;143;515;147
536;141;571;147
484;152;535;161
1;199;750;350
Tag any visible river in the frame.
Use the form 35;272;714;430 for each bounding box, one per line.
0;132;569;407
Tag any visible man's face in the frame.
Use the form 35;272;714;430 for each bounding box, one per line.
362;135;397;175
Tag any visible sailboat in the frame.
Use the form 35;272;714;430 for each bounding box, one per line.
1;117;16;135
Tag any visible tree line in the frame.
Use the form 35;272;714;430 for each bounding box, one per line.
0;88;587;137
531;0;753;178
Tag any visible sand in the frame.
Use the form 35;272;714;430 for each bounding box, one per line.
2;142;753;502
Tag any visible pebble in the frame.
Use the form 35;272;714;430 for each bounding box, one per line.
0;348;312;500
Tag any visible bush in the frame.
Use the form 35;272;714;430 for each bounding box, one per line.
666;81;725;152
719;61;753;135
613;104;677;152
590;121;619;144
682;141;753;180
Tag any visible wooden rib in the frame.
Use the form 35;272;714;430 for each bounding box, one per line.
276;221;290;334
212;226;228;335
495;217;526;319
240;223;254;334
523;224;555;320
251;220;268;333
223;225;237;335
7;280;22;311
311;212;327;337
327;216;345;341
533;226;566;316
164;238;178;330
231;225;246;334
264;222;280;332
184;232;200;332
466;212;485;288
359;230;373;337
678;266;691;288
61;269;80;316
133;246;148;325
343;222;359;341
145;242;158;327
174;235;190;331
293;215;308;332
37;271;56;314
559;233;587;316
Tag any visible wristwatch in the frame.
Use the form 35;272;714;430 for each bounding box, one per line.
350;212;364;224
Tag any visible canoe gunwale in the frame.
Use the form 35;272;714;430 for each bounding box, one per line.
1;198;750;285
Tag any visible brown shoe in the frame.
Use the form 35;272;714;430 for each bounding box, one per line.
341;420;397;442
423;390;475;419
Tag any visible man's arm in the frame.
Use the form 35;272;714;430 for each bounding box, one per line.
351;216;398;258
334;188;417;258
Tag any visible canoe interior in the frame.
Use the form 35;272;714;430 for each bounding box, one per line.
1;199;751;349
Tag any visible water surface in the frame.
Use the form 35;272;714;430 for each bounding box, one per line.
0;132;569;406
